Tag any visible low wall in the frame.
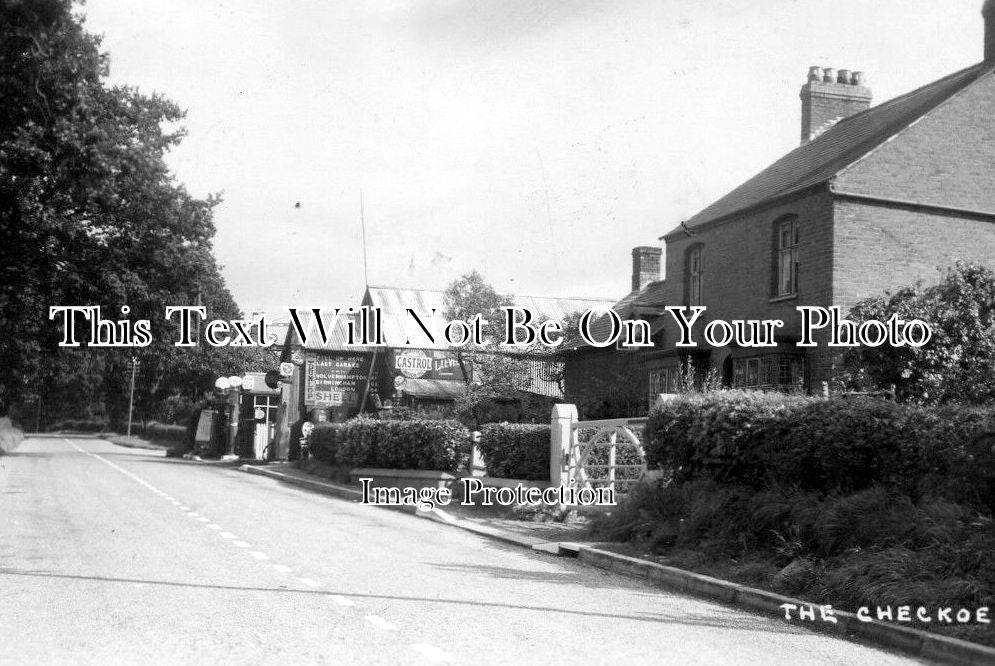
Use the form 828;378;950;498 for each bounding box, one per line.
349;468;457;491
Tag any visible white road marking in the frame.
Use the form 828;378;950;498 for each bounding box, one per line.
410;644;455;662
65;441;336;603
365;616;397;631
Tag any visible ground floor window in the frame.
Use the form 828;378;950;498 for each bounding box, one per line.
253;394;280;421
648;366;681;397
732;354;804;391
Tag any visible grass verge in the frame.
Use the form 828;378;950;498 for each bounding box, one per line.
592;479;995;648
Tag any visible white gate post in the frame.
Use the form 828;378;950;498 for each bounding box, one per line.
550;403;577;487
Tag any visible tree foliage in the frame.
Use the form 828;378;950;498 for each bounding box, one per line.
839;262;995;405
0;0;260;422
441;271;531;424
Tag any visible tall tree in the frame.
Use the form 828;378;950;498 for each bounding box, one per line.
0;0;250;421
442;271;538;425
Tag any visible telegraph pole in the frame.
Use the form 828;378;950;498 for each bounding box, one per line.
127;356;137;437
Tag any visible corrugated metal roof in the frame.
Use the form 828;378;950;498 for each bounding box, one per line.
401;378;465;400
282;308;383;352
363;286;614;350
665;62;992;235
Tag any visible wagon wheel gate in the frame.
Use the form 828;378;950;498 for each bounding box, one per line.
569;418;648;493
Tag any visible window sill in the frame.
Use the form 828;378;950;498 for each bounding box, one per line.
769;294;797;304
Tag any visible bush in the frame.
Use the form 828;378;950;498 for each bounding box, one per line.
310;423;344;464
595;479;995;643
644;391;809;486
603;391;995;647
644;392;995;508
145;421;189;445
478;423;550;480
0;417;24;454
839;262;995;405
47;418;107;433
327;417;469;474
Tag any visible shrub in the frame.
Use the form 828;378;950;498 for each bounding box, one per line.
839;262;995;405
310;423;344;464
0;417;24;454
145;422;189;444
478;423;550;480
643;392;995;507
332;417;469;473
644;391;809;486
604;391;995;648
47;418;107;433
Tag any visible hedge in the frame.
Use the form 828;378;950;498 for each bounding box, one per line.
310;423;344;464
47;419;108;433
145;422;190;445
596;477;995;647
644;391;995;509
310;417;469;474
477;423;550;481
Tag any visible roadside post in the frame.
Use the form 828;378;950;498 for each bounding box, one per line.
550;403;577;488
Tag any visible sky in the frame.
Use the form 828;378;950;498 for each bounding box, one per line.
80;0;984;317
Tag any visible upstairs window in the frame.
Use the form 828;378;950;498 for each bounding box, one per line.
686;245;703;306
774;217;799;297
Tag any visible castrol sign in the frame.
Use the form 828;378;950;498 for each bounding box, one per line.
395;350;433;378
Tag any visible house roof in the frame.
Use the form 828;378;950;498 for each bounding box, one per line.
631;280;668;309
561;279;667;351
363;285;614;351
399;378;464;400
664;61;993;237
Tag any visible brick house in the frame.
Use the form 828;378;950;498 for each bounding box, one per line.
564;3;995;414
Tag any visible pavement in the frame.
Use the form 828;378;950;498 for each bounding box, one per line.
0;435;944;664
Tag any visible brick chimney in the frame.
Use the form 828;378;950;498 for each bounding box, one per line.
985;0;995;62
631;246;661;292
799;66;871;144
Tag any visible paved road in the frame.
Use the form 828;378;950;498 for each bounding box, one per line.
1;437;923;665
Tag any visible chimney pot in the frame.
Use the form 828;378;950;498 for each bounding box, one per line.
631;246;662;293
800;67;871;144
807;66;823;82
